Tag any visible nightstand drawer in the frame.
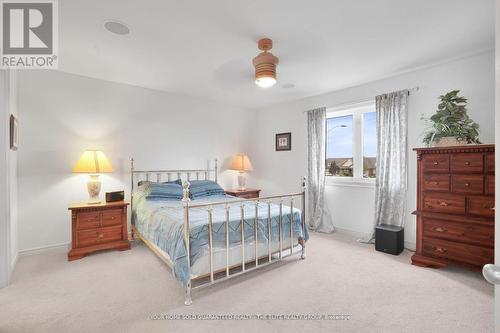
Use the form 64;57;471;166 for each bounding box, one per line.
239;193;258;199
76;225;122;248
101;209;122;227
98;225;123;243
77;212;100;230
77;229;100;247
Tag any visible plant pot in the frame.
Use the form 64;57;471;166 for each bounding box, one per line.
432;136;466;147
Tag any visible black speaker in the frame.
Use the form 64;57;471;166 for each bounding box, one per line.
375;224;404;255
106;191;124;203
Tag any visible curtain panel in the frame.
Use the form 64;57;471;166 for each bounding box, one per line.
372;90;409;237
306;107;334;233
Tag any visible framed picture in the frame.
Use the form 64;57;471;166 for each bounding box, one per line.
275;132;291;151
10;114;18;151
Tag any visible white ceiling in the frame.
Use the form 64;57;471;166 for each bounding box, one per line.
59;0;494;109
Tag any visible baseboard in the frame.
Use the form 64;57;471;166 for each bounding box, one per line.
404;242;416;252
334;227;369;239
334;227;416;251
10;251;18;272
19;242;70;256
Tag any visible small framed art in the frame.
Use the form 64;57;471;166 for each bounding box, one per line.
275;132;291;151
10;114;18;150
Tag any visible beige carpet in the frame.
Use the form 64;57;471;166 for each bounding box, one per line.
0;232;493;333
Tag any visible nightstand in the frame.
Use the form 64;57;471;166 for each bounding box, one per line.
68;201;130;261
225;188;261;199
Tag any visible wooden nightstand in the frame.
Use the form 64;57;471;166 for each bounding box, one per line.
68;201;130;261
225;188;261;199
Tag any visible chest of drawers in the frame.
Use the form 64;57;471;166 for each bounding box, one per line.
68;201;130;261
412;145;495;270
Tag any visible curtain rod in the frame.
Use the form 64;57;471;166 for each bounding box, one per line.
304;86;420;113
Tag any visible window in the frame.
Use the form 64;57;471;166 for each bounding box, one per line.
326;115;353;177
326;102;377;182
363;112;377;178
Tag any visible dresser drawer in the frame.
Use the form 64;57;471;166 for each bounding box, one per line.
422;155;449;173
423;174;449;192
423;193;465;215
451;153;484;173
423;218;494;247
451;175;484;194
468;196;495;218
101;209;122;227
423;237;493;266
77;212;100;230
486;175;495;195
486;153;495;174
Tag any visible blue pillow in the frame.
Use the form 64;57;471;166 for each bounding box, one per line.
188;180;225;199
145;182;183;200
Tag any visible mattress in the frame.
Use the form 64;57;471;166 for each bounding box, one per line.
132;188;308;287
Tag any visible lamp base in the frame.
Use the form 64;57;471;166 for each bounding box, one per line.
237;172;246;191
87;175;102;204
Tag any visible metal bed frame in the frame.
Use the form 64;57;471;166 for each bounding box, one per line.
130;158;307;305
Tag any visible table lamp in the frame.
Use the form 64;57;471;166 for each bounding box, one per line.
72;150;113;204
229;154;253;190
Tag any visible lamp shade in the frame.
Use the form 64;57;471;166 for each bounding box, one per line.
229;154;253;172
72;150;113;174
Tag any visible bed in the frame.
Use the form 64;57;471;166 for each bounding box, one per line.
130;158;308;305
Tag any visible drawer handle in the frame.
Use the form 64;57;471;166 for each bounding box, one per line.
98;233;104;239
432;181;439;185
439;202;449;207
464;183;470;187
111;217;116;220
433;246;447;254
433;161;439;165
465;161;470;166
432;226;447;233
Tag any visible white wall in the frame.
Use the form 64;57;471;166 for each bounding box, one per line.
17;70;255;252
252;50;495;247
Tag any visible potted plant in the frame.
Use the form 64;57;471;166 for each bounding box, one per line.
421;90;481;147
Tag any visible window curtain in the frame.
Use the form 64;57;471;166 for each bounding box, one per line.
371;90;409;239
306;107;334;233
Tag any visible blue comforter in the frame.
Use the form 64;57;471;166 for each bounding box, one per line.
132;189;308;287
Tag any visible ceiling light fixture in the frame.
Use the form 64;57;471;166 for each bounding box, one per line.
104;21;130;35
252;38;279;88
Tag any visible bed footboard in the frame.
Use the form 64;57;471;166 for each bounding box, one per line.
181;177;307;305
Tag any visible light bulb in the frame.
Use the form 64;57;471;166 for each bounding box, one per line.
255;76;276;88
